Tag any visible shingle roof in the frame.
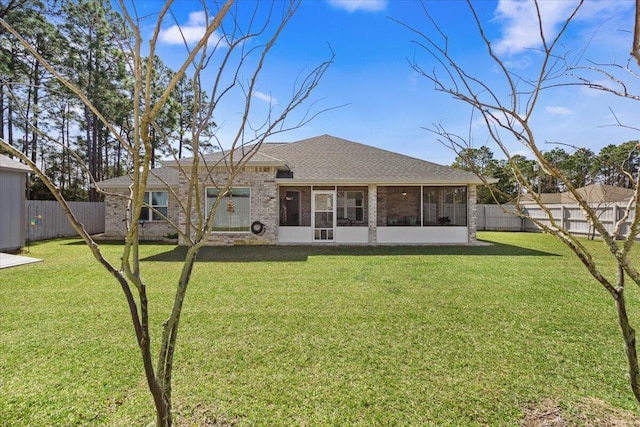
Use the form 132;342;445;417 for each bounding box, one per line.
98;134;490;187
520;183;635;205
259;134;487;184
96;167;178;189
163;149;288;169
0;154;31;173
570;183;635;203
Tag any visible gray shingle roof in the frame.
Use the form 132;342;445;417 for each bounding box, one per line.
519;183;635;204
96;167;178;189
259;135;486;184
98;134;489;187
0;154;31;173
163;149;288;169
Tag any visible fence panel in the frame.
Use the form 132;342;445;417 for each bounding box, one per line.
478;203;637;238
25;200;105;241
477;205;523;231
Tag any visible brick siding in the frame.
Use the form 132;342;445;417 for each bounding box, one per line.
104;187;179;240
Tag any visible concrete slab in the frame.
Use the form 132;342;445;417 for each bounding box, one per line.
0;253;43;269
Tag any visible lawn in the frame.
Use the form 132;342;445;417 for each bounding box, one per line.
2;232;640;426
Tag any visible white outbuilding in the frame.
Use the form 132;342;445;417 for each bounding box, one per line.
0;154;31;253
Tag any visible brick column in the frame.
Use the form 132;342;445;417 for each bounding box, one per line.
368;184;377;244
468;185;477;243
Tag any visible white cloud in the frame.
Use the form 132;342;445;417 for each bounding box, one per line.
500;56;531;71
492;0;579;56
253;91;277;105
574;0;633;22
159;11;220;45
327;0;387;13
545;106;573;115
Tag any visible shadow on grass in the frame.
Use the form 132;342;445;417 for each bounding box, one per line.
139;240;559;263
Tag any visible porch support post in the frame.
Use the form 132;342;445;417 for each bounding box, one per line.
368;184;377;244
468;184;477;243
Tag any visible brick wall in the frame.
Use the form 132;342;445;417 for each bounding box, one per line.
178;166;279;245
104;187;179;240
104;176;480;245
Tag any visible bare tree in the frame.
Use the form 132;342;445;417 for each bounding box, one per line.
0;1;333;425
401;0;640;405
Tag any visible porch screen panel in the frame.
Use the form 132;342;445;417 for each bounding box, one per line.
376;186;420;226
422;187;439;225
206;187;251;232
443;186;467;226
422;186;467;226
337;190;366;225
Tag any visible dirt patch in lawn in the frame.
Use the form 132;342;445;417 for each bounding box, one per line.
175;403;239;426
522;398;640;426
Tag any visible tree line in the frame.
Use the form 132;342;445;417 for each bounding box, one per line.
452;141;639;204
0;0;210;201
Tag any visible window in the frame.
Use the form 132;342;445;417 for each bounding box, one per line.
423;186;467;226
206;187;251;232
337;191;365;225
141;191;168;221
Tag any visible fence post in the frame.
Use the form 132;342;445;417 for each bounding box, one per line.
483;205;487;231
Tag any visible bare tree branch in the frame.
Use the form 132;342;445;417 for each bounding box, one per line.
404;0;640;404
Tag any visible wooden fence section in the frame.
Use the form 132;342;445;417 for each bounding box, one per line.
25;201;105;242
476;204;530;232
477;203;636;237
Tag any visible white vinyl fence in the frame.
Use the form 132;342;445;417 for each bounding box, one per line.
25;200;105;242
477;203;636;238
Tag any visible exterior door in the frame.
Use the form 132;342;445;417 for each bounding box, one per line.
313;191;335;241
283;190;300;226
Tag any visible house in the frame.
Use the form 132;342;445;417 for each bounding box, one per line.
97;135;493;245
0;154;31;252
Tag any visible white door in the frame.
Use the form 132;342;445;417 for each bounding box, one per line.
312;191;335;241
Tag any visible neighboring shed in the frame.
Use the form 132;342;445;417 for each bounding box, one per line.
0;155;31;253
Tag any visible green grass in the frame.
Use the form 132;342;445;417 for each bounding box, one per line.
1;232;639;426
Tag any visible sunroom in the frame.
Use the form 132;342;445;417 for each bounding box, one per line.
277;184;470;245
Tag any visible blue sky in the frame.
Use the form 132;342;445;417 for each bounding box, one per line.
149;0;638;166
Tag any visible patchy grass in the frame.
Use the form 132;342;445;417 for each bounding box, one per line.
1;232;640;426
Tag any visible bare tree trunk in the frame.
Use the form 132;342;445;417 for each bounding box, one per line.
0;1;332;424
614;267;640;403
7;45;15;147
0;83;4;141
404;0;640;407
632;0;640;67
30;61;39;165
